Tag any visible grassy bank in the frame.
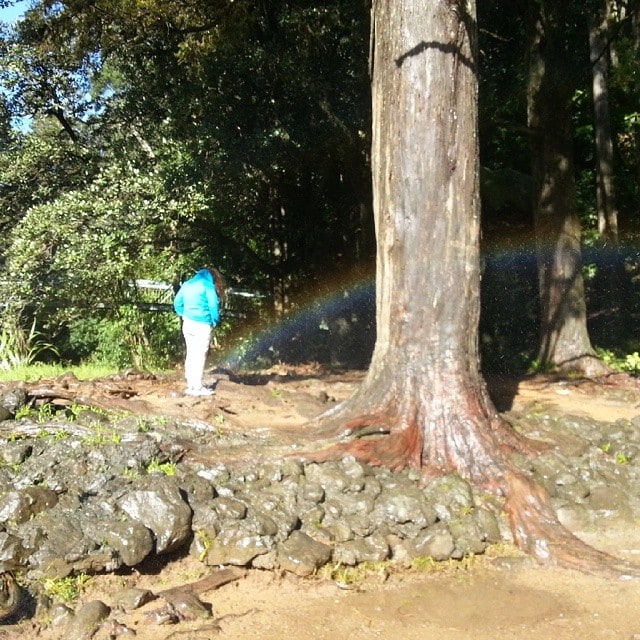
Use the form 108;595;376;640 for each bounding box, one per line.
0;363;123;383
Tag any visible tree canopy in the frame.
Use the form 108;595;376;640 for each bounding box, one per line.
0;0;639;373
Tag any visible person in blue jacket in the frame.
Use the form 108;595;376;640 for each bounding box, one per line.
173;268;222;396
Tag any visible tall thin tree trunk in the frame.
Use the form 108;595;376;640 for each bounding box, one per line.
526;2;608;376
590;0;619;242
629;1;640;206
589;0;629;337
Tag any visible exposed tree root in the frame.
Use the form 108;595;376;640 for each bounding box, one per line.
342;414;394;437
296;402;640;581
553;355;612;378
296;427;422;471
26;385;144;415
157;567;245;599
300;404;543;472
503;472;640;579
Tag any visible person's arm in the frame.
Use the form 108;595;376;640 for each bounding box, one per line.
206;282;220;326
173;287;185;316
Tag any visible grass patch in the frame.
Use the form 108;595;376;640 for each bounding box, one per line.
42;573;91;603
0;362;119;383
318;548;518;588
146;458;178;476
82;429;123;445
0;361;172;383
318;561;390;587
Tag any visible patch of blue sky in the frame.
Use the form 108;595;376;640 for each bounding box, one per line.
1;2;31;131
0;0;31;26
1;2;107;132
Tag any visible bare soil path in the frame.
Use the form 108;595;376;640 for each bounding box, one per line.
8;367;640;640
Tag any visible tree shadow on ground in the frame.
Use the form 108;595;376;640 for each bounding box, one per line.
484;374;525;412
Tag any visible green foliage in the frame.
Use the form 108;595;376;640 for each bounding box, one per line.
600;441;632;465
25;0;371;291
66;309;179;369
0;314;58;370
3;162;204;320
616;451;630;465
14;405;33;420
319;561;389;586
2;0;640;376
82;429;122;446
596;348;640;375
1;10;96;128
1;159;199;368
527;358;554;375
194;529;213;562
0;128;99;237
0;1;374;370
0;362;117;383
146;458;177;476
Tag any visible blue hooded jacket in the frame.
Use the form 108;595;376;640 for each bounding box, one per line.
173;269;220;326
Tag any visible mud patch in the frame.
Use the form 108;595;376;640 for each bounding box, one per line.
356;575;575;631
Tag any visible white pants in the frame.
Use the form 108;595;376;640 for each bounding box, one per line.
182;317;212;389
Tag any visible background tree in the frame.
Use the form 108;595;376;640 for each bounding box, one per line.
477;0;538;373
32;0;374;300
590;0;620;243
585;0;636;342
525;1;609;375
0;160;207;366
608;0;640;234
477;0;640;374
0;123;98;239
0;0;374;364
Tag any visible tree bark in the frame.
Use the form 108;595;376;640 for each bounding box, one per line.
355;0;518;478
304;0;519;477
526;2;608;376
590;0;619;243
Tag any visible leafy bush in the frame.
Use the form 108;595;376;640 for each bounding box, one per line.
596;348;640;375
0;313;58;370
66;308;180;369
1;162;206;335
0;156;210;370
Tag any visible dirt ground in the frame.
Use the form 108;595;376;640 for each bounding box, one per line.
8;367;640;640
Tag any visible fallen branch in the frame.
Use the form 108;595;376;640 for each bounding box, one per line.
156;567;246;598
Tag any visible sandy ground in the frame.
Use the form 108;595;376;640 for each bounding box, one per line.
5;367;640;640
37;536;630;640
116;538;640;640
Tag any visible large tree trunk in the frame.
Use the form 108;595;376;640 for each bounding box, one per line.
303;0;636;578
366;0;484;441
308;0;508;471
526;2;609;376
